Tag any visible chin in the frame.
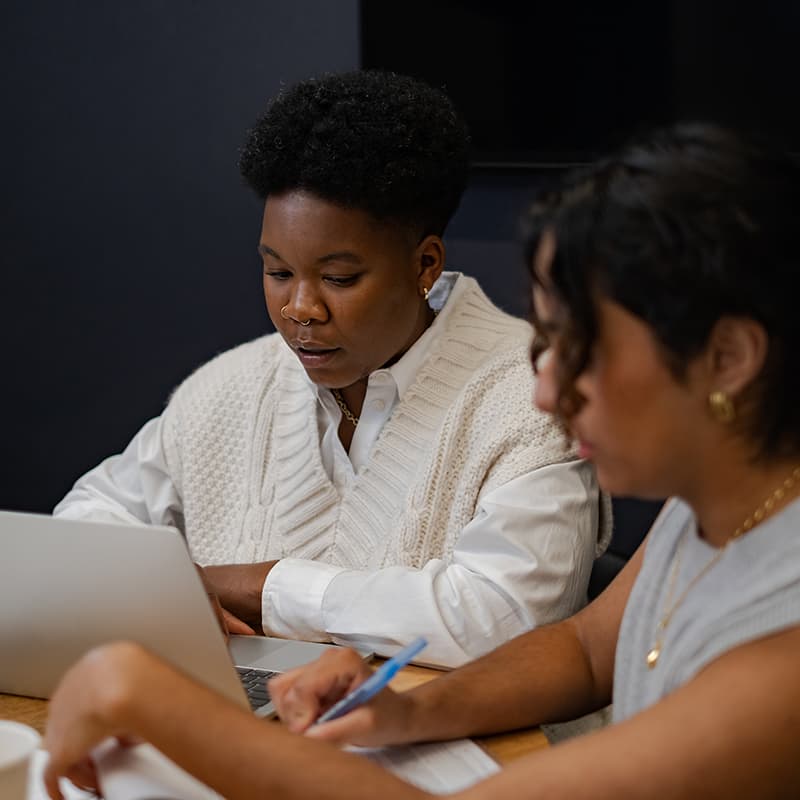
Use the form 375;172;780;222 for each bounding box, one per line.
594;463;636;498
597;466;665;501
301;367;353;390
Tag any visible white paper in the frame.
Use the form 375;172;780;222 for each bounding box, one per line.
27;744;220;800
351;738;499;794
30;736;498;799
95;742;223;800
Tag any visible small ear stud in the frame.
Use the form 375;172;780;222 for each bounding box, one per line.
708;390;736;424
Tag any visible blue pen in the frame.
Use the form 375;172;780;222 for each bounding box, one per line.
315;636;427;724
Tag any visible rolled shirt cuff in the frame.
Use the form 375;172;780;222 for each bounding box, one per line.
261;558;344;641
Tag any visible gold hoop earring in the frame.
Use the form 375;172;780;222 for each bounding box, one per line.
708;390;736;424
280;305;291;320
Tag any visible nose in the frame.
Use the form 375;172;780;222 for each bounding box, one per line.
285;280;328;324
533;348;558;413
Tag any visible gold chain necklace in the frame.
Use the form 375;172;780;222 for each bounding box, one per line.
332;389;360;427
646;465;800;670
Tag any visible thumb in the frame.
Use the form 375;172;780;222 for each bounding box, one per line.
43;760;65;800
223;609;256;635
305;706;374;745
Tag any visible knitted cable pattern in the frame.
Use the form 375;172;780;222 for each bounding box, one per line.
161;277;605;569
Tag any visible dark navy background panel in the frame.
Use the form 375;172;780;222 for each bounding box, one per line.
1;2;362;511
1;1;542;513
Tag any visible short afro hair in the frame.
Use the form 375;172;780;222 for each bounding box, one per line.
239;70;471;237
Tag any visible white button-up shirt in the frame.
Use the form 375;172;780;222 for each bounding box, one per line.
55;277;600;666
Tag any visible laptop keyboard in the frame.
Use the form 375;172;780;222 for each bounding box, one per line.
236;666;279;711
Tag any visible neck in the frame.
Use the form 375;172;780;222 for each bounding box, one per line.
685;457;800;547
331;299;437;419
382;302;436;370
336;379;368;420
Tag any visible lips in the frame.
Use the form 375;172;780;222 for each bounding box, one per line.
291;340;341;368
577;441;594;460
569;424;594;460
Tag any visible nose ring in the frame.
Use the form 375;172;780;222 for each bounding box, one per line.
280;305;312;326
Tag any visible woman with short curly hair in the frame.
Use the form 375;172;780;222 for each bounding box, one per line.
53;70;604;669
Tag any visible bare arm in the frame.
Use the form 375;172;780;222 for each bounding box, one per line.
201;562;275;630
43;544;641;798
453;624;800;800
45;595;800;800
272;541;644;744
43;643;429;800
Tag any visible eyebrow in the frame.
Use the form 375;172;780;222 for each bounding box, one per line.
258;244;282;260
257;244;363;266
317;251;363;265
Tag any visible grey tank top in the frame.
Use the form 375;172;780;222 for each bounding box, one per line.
613;496;800;722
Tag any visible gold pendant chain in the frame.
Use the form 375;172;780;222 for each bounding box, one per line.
646;466;800;670
332;389;360;427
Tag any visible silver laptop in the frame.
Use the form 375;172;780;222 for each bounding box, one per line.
0;510;372;717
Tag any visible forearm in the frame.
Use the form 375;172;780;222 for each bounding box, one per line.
398;546;645;745
101;647;430;800
400;545;645;744
402;618;606;743
202;562;276;629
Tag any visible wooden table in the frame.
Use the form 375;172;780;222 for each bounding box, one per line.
0;663;548;767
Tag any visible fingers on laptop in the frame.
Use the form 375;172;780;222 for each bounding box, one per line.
222;606;255;636
204;589;254;639
271;648;372;733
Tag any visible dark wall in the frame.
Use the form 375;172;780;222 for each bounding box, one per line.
445;174;542;318
2;0;578;526
2;1;538;514
1;1;360;512
2;2;661;566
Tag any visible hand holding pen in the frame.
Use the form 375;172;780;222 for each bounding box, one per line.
314;637;428;725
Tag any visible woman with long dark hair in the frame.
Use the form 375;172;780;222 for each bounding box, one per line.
45;124;800;799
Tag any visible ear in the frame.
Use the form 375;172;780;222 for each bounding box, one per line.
414;235;445;293
705;316;768;396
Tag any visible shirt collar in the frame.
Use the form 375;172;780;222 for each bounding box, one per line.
384;271;459;400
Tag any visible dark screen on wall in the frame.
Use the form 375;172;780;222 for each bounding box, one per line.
361;0;800;167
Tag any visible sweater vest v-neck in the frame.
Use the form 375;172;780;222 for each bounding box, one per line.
162;276;577;571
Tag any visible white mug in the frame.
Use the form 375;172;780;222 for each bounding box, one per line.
0;720;41;800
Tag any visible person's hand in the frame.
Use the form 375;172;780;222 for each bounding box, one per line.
199;562;278;631
269;648;416;747
194;563;258;637
43;642;150;799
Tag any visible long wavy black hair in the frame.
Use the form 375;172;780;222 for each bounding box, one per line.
525;123;800;460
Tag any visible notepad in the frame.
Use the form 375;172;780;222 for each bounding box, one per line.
351;739;500;794
30;736;499;799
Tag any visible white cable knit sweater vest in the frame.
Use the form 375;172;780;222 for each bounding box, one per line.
161;277;578;569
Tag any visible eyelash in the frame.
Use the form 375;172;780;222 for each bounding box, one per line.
324;275;358;286
262;270;359;287
264;270;291;280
